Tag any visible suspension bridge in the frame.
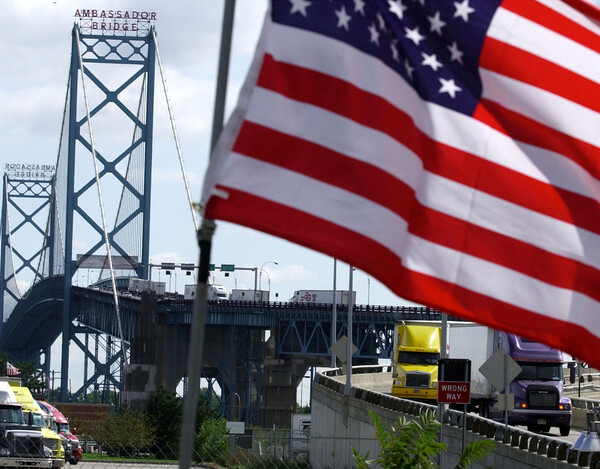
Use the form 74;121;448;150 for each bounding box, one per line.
0;15;450;426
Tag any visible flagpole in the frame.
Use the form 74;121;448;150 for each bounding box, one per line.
179;1;236;468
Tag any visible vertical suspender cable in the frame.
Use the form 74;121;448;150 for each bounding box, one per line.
151;30;199;233
178;1;236;468
74;28;128;366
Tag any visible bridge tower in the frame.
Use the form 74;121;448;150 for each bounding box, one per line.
0;168;57;376
59;17;157;400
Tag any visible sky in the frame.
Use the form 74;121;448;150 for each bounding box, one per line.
0;0;422;396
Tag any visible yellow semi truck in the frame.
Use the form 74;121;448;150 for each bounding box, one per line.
391;323;441;400
9;385;65;468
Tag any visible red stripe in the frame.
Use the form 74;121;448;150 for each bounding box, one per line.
561;0;600;23
204;188;600;370
480;37;600;114
256;54;600;233
474;98;600;183
501;0;600;54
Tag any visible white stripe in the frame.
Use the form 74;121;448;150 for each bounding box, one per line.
480;68;600;147
536;0;600;35
214;154;600;340
246;87;600;268
264;22;600;201
489;7;600;85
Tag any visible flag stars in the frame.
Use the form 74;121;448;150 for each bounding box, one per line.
422;52;443;71
368;22;380;46
454;0;475;22
335;5;352;31
388;0;407;20
439;78;462;98
405;26;425;46
289;0;311;17
428;11;446;35
353;0;366;15
447;41;464;64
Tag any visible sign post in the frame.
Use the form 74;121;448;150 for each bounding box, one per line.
438;358;471;452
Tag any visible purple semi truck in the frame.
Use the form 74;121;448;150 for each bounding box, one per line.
487;331;572;436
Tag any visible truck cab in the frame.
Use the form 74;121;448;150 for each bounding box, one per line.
8;385;64;467
391;324;441;400
0;382;51;469
36;402;81;465
491;333;572;436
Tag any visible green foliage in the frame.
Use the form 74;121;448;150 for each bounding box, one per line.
455;439;495;469
295;402;311;414
193;417;229;465
74;389;119;404
195;390;221;433
15;361;45;391
145;386;223;460
0;353;44;391
146;386;183;459
94;407;155;457
352;409;494;469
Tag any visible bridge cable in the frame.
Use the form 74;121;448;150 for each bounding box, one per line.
74;28;128;366
39;69;72;282
152;30;199;233
103;76;147;284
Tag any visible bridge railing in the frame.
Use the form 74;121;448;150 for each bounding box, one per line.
315;366;600;468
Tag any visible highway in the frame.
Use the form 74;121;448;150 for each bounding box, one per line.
343;369;598;446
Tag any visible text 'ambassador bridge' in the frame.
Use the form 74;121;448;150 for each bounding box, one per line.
0;12;445;426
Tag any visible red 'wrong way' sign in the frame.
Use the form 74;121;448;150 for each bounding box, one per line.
437;381;471;404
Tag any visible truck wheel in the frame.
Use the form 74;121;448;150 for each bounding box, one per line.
559;424;570;437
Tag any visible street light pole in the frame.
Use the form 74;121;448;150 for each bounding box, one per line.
259;260;278;291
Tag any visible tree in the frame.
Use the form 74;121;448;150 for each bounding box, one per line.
94;407;155;457
193;417;229;466
352;409;494;469
146;386;183;459
145;386;222;460
14;361;45;391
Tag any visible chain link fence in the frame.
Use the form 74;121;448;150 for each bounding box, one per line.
76;427;312;469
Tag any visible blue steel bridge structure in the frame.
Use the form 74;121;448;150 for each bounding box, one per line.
0;19;448;426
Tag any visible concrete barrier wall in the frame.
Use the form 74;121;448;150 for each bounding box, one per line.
311;367;600;469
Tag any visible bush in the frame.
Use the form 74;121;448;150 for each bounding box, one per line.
193;418;229;465
94;407;155;457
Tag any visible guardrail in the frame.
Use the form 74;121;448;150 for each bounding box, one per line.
315;365;600;468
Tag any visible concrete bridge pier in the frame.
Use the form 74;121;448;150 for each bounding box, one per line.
122;293;322;426
123;291;189;409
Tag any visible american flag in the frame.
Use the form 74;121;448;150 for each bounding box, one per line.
202;0;600;369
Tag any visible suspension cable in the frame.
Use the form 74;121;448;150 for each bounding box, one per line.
39;68;72;282
75;28;128;365
152;30;199;233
